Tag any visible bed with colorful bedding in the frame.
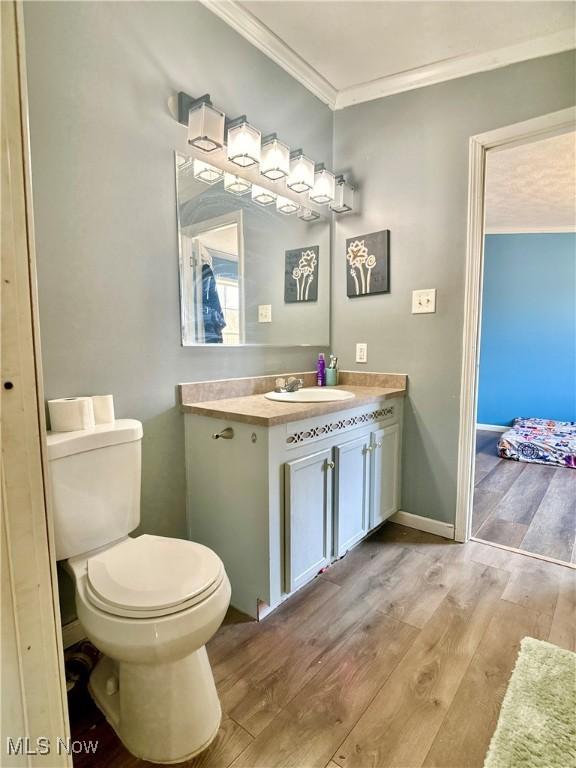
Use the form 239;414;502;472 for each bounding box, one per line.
498;417;576;469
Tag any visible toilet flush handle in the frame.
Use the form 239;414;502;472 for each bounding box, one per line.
212;427;234;440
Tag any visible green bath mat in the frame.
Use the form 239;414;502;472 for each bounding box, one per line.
484;637;576;768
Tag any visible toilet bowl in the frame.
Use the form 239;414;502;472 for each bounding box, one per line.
47;421;231;764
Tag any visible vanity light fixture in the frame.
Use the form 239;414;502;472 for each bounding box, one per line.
193;159;223;185
227;116;261;168
224;172;251;195
177;90;360;215
260;134;290;181
186;94;225;152
287;150;315;193
298;207;320;222
310;163;336;204
251;184;277;206
276;196;300;215
330;175;355;213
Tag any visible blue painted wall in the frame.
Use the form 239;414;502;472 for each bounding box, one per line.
478;233;576;426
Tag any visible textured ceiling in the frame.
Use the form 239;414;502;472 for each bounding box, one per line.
240;1;575;91
485;132;576;231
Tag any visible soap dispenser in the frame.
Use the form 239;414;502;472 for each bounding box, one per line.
316;353;326;387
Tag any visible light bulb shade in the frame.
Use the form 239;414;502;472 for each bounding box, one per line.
329;176;354;213
260;134;290;180
187;99;225;152
227;118;261;168
276;195;299;215
252;184;277;206
298;207;320;222
193;159;223;185
224;172;251;195
287;151;314;193
310;164;335;204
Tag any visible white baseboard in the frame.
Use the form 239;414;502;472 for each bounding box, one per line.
61;619;86;649
476;423;508;432
389;510;455;540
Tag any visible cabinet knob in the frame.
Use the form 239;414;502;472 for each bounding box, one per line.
365;445;374;453
326;460;335;470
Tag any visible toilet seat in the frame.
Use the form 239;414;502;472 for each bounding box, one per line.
86;534;225;619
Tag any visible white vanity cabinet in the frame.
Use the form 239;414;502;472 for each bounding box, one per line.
184;397;403;619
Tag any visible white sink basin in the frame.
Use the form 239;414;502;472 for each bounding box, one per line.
265;388;355;403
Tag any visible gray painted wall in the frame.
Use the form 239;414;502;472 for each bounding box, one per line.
23;1;332;622
22;1;576;622
332;51;576;525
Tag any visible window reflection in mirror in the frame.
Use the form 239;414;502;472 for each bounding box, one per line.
175;152;330;347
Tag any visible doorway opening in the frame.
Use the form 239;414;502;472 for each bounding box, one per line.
456;108;576;570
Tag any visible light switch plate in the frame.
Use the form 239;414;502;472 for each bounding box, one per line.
258;304;272;323
356;343;368;363
412;289;436;314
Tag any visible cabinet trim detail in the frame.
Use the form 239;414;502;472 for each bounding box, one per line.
286;406;394;446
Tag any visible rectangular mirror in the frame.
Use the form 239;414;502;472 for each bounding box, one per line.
175;152;330;346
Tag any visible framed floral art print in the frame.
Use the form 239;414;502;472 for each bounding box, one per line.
285;246;319;303
346;230;390;297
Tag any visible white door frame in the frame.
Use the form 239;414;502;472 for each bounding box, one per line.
454;106;576;542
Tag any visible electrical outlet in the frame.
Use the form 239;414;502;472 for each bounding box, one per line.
356;343;368;364
258;304;272;323
412;289;436;314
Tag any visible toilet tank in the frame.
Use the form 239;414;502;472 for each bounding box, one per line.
46;419;143;560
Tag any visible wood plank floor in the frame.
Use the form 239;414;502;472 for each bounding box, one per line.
71;523;575;768
472;430;576;564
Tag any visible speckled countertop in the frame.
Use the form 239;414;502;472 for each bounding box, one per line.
179;372;406;427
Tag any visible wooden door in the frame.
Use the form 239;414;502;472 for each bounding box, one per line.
1;2;71;762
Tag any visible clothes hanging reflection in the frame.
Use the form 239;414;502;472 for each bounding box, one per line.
200;245;226;343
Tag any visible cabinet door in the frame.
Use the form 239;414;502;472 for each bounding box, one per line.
334;435;369;558
369;423;401;530
284;449;333;593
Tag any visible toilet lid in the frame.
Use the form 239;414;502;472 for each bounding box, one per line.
86;535;224;615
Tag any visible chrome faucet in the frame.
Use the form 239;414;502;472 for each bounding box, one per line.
275;376;304;393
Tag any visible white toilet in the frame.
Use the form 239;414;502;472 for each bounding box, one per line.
47;419;231;764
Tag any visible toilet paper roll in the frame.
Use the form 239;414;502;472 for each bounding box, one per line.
48;397;95;432
92;395;115;425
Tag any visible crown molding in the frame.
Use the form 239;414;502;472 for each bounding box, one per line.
199;0;337;109
335;29;576;109
200;4;575;112
485;226;576;234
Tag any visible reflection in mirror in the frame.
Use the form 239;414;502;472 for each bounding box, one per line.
175;152;330;346
180;212;244;344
